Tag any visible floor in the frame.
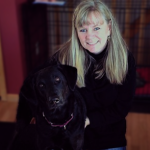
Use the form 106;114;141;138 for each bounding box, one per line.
0;100;150;150
0;100;18;122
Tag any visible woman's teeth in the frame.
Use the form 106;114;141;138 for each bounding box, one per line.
87;41;98;45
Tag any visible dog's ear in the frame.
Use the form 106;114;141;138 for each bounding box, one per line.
59;65;77;91
20;75;38;106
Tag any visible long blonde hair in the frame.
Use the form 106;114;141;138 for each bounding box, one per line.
58;0;128;87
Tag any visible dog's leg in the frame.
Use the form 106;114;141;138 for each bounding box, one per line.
70;134;84;150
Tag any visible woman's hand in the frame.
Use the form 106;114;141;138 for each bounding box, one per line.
85;117;90;128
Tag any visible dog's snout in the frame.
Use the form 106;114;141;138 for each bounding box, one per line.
52;97;60;103
49;97;60;104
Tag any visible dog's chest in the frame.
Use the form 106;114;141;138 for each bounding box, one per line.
36;115;74;137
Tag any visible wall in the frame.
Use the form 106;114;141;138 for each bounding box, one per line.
0;0;27;94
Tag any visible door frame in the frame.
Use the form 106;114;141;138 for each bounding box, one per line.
0;35;18;101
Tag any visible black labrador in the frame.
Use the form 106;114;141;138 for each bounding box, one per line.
10;64;86;150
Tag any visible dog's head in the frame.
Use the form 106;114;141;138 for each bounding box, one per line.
20;64;77;113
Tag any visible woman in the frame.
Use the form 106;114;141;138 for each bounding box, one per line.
52;0;136;149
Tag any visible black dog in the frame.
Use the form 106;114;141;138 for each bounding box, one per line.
10;64;86;150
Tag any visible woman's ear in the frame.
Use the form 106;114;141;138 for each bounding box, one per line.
107;20;111;36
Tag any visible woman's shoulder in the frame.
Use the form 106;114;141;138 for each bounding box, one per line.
26;51;60;77
127;51;136;67
46;51;60;65
127;50;136;76
128;50;135;60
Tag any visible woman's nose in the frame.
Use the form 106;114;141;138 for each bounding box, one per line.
86;31;94;39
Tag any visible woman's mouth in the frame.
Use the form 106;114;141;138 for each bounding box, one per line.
87;41;99;45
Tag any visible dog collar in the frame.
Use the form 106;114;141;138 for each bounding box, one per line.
42;112;73;130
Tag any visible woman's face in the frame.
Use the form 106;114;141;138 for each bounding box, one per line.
77;12;111;54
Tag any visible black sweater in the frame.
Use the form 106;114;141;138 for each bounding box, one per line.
80;50;136;149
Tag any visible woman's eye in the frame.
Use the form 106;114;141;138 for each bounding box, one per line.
80;29;87;32
94;27;100;31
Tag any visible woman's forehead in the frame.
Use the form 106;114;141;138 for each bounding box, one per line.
87;12;104;25
77;11;105;28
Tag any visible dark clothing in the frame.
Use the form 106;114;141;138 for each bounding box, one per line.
79;51;136;150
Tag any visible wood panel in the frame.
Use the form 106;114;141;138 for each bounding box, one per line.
126;112;150;150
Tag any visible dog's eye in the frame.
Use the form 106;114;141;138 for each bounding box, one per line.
55;77;60;82
39;83;44;88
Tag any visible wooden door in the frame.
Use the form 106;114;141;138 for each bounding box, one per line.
0;35;7;101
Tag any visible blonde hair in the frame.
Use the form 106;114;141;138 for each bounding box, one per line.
58;0;128;87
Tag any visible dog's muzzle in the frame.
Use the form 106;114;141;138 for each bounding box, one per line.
49;97;60;104
51;97;60;104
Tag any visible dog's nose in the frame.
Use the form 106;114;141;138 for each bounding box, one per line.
51;97;60;104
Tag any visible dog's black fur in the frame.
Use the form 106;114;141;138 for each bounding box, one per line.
10;64;86;150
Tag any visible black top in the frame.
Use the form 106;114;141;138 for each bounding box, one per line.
79;50;136;149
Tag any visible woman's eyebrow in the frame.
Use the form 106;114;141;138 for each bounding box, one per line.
78;22;102;28
93;24;100;27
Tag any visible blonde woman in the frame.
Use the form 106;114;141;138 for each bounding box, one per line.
52;0;136;149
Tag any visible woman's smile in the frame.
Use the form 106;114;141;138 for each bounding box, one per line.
87;41;99;45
